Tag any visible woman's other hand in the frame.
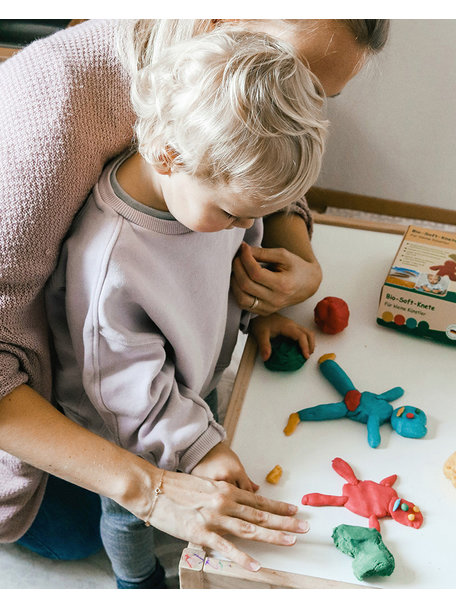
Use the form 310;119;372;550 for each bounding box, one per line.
231;242;322;316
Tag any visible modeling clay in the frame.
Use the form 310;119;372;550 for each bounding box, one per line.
332;524;395;580
284;353;427;448
314;296;349;334
430;260;456;280
264;335;306;371
443;452;456;487
301;457;423;532
265;465;283;484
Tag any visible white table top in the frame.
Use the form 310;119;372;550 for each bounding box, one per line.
229;223;456;589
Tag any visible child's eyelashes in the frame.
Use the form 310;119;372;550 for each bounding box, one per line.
224;211;238;221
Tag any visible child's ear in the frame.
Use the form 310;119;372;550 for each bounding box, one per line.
156;147;179;175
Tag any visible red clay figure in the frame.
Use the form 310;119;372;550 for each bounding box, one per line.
301;458;423;532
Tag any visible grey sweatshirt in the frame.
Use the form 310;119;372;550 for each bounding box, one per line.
45;154;263;472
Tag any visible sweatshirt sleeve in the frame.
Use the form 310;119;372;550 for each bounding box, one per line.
88;331;226;473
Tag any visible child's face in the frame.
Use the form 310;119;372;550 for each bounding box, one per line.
427;274;440;284
160;170;287;233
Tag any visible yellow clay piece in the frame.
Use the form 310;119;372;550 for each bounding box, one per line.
413;506;420;513
266;465;283;484
408;514;415;521
396;406;405;417
318;353;336;365
283;412;300;436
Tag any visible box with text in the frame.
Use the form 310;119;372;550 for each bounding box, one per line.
377;225;456;345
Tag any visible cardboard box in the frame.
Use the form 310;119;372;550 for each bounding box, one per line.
377;225;456;345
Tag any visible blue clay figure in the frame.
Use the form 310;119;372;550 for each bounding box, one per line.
283;353;427;448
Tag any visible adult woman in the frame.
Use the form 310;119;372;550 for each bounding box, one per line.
0;18;389;579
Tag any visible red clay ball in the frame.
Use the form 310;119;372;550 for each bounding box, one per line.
314;296;350;334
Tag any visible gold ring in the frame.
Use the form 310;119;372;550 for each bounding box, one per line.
249;296;259;311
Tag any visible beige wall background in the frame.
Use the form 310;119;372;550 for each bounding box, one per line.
317;19;456;210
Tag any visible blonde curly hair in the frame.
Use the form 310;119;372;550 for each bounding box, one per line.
122;26;327;208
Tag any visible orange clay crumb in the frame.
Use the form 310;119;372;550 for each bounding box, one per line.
283;412;300;436
266;465;283;484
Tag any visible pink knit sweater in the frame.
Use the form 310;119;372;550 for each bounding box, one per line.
0;19;135;541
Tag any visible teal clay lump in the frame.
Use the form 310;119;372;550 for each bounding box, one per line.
332;524;395;580
264;336;307;371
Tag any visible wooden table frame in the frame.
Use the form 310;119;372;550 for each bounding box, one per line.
180;198;456;588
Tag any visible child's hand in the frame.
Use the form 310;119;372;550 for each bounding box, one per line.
250;312;315;362
191;442;259;493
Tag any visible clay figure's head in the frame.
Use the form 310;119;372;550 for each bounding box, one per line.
389;497;423;528
391;406;427;439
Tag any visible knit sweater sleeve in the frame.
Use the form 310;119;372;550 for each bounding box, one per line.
0;19;135;542
0;19;135;402
288;196;314;238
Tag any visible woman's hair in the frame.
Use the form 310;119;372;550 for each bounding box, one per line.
127;28;328;208
115;19;390;75
341;19;390;54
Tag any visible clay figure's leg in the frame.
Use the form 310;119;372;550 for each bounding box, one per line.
298;401;348;421
368;514;381;531
367;415;382;448
332;524;395;581
319;356;356;397
283;412;301;436
301;493;348;507
331;458;359;484
284;401;348;436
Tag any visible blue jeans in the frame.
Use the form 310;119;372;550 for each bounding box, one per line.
16;474;103;560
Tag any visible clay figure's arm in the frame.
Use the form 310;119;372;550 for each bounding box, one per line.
377;387;404;402
367;415;382;448
302;493;348;507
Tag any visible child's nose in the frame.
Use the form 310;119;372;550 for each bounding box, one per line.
235;217;255;229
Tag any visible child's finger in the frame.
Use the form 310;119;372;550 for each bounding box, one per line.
253;325;272;361
278;324;315;359
237;471;258;493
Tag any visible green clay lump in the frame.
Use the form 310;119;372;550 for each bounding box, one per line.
332;524;395;580
264;335;307;372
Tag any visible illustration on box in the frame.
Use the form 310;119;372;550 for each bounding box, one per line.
283;353;427;448
377;226;456;344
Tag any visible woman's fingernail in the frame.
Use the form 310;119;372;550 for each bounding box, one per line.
288;505;298;514
298;520;310;532
250;561;261;572
283;535;297;544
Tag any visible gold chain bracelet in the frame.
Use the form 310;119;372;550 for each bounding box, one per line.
144;469;165;527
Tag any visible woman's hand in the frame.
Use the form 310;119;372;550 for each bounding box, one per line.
250;312;315;361
191;442;259;493
231;242;322;316
147;469;310;572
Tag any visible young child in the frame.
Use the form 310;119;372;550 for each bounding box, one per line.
416;272;449;295
45;28;326;588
